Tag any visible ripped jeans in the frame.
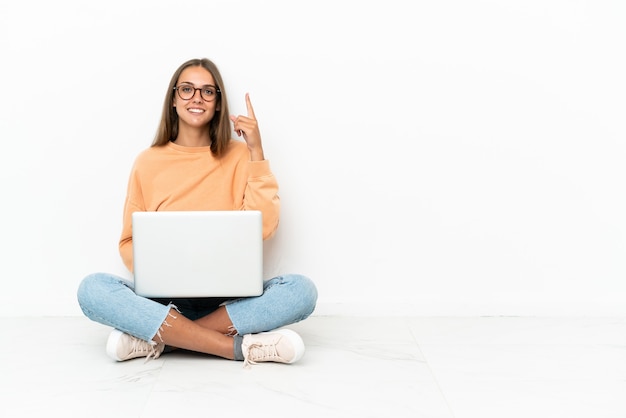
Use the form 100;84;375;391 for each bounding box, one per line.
77;272;318;343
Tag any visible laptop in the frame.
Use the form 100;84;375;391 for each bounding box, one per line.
131;210;264;298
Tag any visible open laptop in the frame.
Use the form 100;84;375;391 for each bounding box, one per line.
131;210;264;298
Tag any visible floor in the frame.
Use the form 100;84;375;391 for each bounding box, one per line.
1;316;625;418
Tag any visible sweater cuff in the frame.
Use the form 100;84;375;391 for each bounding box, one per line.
247;159;272;178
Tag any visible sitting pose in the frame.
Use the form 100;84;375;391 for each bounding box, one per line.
77;58;317;366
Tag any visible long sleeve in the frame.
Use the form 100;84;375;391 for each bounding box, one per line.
241;159;280;240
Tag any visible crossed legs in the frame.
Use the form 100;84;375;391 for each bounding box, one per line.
78;272;318;362
156;306;235;360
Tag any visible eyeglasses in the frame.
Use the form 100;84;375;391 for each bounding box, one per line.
173;84;221;102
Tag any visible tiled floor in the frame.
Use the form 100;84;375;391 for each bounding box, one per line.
1;316;625;417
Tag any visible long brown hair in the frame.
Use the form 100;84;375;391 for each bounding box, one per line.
151;58;232;157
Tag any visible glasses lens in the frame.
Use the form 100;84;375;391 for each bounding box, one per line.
200;86;217;101
177;85;194;100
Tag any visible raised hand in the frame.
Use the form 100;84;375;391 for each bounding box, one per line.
230;93;264;161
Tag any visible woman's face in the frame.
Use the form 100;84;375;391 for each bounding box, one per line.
173;66;220;130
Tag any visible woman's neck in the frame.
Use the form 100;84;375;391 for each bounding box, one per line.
173;128;211;147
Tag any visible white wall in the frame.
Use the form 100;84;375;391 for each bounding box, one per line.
1;0;624;317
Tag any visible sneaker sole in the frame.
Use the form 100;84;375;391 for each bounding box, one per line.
106;329;125;361
273;328;306;364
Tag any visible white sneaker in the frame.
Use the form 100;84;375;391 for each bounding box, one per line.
241;329;305;367
106;329;165;362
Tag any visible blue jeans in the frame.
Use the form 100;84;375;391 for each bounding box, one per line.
77;272;317;343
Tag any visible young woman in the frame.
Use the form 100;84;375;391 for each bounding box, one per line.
77;58;317;366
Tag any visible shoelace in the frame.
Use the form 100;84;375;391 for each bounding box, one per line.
243;341;281;368
128;336;163;362
145;344;163;362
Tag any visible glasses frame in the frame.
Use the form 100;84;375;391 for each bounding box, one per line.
173;84;221;102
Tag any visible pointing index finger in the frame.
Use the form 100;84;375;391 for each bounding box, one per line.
245;93;256;119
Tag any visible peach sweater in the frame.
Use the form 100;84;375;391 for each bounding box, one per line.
119;140;280;272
